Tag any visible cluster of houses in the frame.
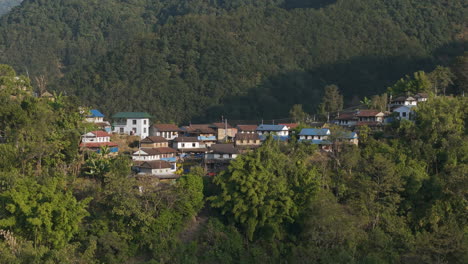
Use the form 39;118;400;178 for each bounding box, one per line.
80;93;428;180
334;93;428;128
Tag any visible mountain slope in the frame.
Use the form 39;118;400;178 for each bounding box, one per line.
0;0;466;122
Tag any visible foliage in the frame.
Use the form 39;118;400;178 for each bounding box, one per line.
0;0;466;121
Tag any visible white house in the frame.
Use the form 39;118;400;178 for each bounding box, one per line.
136;160;178;179
390;96;417;107
334;112;358;127
256;124;289;136
81;131;111;143
79;131;118;153
173;137;207;153
393;105;415;121
298;128;331;140
112;112;151;139
132;147;177;162
205;144;239;160
150;124;181;140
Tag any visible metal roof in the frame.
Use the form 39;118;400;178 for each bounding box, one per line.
112;112;152;119
299;128;330;136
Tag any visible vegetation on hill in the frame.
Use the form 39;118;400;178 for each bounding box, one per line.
0;64;467;263
0;0;466;122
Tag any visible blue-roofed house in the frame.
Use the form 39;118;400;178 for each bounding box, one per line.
85;109;112;132
86;109;105;123
256;124;289;136
338;131;359;146
298;128;331;141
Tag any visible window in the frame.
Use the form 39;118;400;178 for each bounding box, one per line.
133;120;137;125
182;143;185;148
120;128;124;133
144;128;147;133
192;143;196;147
402;112;407;117
143;120;147;125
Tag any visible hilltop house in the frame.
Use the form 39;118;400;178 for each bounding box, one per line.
236;125;258;134
132;147;177;162
204;144;239;174
298;128;331;141
392;105;415;121
150;124;181;140
85;109;111;132
140;136;169;148
181;124;217;146
234;133;261;147
173;137;207;154
334;112;358;127
112;112;151;139
390;96;417;107
79;131;118;153
355;110;385;126
135;160;178;179
256;124;289;136
211;122;238;141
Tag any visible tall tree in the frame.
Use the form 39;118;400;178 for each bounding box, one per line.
319;84;343;114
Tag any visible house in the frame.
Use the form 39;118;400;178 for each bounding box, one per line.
414;93;428;102
85;109;111;132
298;128;331;141
204;144;239;173
392;105;415;121
355;110;385;126
149;124;181;140
256;124;289;136
173;137;208;153
211;122;238;141
390;96;417;107
79;131;118;153
140;136;169;148
334;112;358;127
132;147;177;162
40;91;54;101
234;133;261;147
341;132;359;145
112;112;151;139
181;124;217;146
86;109;105;123
236;125;258;134
135;160;178;179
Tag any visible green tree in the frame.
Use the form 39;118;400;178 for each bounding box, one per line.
289;104;308;123
319;85;343;115
428;66;455;96
0;177;90;249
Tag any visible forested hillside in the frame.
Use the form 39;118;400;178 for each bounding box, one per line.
0;0;21;16
0;64;467;263
0;0;466;122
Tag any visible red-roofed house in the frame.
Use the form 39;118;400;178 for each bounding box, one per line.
80;131;118;153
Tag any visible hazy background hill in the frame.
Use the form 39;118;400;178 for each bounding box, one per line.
0;0;466;122
0;0;22;15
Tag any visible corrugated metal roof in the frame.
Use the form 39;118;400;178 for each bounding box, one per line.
299;128;330;136
112;112;151;119
89;109;105;118
257;124;287;131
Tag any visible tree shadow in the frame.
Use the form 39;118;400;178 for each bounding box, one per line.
195;40;466;122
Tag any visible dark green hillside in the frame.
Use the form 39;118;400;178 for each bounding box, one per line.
0;0;466;121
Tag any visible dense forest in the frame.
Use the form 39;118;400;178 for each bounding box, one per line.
0;0;466;122
0;64;467;263
0;0;22;16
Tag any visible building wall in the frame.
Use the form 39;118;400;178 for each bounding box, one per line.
175;141;200;149
82;136;110;143
113;118;150;138
150;129;178;140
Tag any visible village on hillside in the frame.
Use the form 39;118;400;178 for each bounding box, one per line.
79;93;429;182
